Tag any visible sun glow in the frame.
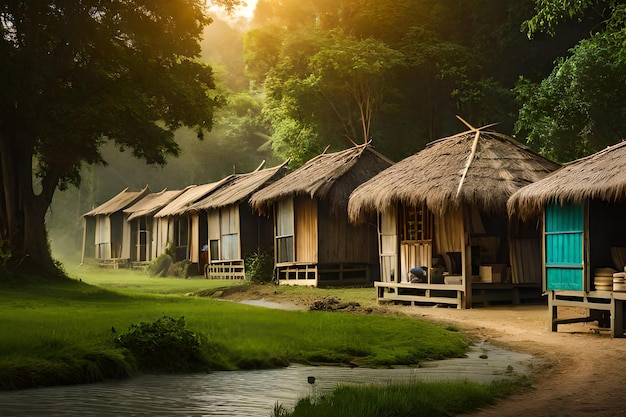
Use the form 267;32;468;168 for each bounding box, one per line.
208;0;258;26
235;0;258;20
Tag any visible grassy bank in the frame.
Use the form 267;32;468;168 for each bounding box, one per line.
272;377;531;417
0;265;467;390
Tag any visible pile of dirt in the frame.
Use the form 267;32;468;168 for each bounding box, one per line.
309;296;371;313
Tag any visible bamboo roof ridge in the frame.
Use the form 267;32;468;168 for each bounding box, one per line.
83;185;151;216
188;160;290;211
153;178;233;218
124;189;187;221
250;144;393;215
508;140;626;220
348;123;560;222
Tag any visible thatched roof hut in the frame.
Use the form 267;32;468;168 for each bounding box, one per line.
349;129;560;222
124;189;186;221
189;160;289;212
508;141;626;220
81;186;151;263
251;145;393;215
153;180;231;218
84;186;151;217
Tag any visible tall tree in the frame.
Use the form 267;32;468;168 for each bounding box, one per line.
0;0;237;273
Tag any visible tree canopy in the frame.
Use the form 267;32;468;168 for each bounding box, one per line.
515;0;626;162
0;0;237;271
242;0;590;163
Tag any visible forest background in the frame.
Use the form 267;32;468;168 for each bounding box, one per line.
48;0;623;261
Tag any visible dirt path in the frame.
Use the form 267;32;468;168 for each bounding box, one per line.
213;285;626;417
399;305;626;417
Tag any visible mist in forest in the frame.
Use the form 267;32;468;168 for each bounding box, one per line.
48;14;271;262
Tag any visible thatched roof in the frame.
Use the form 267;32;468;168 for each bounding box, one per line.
83;186;151;217
188;160;290;212
250;145;393;214
348;128;560;222
124;189;187;221
153;178;232;218
508;140;626;220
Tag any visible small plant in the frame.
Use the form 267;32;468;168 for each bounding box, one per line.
167;259;194;278
245;251;274;283
0;234;12;267
147;252;173;277
114;315;210;372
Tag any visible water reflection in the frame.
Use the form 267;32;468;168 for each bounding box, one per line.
0;342;534;417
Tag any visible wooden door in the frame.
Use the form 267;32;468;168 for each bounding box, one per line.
545;203;585;291
379;208;397;282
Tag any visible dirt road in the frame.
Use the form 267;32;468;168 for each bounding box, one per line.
214;285;626;417
406;304;626;417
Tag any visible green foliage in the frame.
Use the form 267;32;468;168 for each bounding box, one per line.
147;254;195;278
523;0;600;37
0;0;231;269
114;315;211;373
245;251;274;283
515;33;626;162
147;253;174;277
0;235;11;267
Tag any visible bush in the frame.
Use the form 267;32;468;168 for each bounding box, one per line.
147;255;193;278
167;259;194;278
147;253;173;277
245;251;274;283
114;315;210;373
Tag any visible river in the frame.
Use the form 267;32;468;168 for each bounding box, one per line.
0;341;534;417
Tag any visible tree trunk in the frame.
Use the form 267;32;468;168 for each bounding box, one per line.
0;131;57;273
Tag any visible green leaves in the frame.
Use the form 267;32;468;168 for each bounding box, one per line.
515;33;626;162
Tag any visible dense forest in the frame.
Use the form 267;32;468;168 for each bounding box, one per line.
47;0;623;260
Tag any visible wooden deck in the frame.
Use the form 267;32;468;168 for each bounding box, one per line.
204;260;246;280
548;290;626;337
375;281;465;308
276;263;371;287
98;258;129;269
375;281;542;309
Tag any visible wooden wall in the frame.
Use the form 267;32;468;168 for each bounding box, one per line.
317;199;374;265
294;196;318;263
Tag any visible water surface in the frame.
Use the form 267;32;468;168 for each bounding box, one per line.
0;342;534;417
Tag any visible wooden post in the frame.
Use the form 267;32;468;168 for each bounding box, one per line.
549;291;559;332
80;217;87;265
462;226;472;309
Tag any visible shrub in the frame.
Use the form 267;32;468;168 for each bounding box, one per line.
114;315;210;372
167;259;194;278
147;253;173;277
245;251;274;283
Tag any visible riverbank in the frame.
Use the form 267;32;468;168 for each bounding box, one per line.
0;269;467;390
213;284;626;417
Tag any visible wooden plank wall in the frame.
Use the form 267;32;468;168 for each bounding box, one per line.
295;196;318;263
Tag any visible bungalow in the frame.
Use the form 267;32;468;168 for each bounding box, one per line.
508;140;626;337
153;178;232;273
81;186;151;268
250;144;393;287
122;189;186;267
187;161;290;279
348;120;560;308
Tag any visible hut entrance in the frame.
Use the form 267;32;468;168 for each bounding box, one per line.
130;216;151;263
399;203;433;283
545;203;584;291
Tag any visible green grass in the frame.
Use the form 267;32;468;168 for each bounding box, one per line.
273;377;532;417
0;264;467;390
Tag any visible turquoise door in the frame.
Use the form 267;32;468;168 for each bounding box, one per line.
545;203;585;291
